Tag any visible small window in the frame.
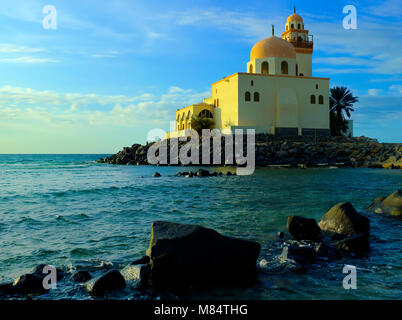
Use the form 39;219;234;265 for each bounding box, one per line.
217;99;219;107
300;73;304;76
249;64;253;73
281;61;288;74
251;80;254;86
319;95;324;104
254;92;260;102
286;25;288;30
316;84;319;89
245;91;251;102
310;95;316;104
296;64;298;76
214;99;216;107
261;61;269;74
298;24;300;29
291;24;294;29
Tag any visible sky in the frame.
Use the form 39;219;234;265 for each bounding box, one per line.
0;0;401;153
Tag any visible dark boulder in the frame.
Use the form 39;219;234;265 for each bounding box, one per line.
31;264;65;281
280;245;317;265
120;264;150;290
196;169;210;177
286;216;322;242
367;196;386;213
152;172;161;177
71;270;92;283
13;274;49;295
130;255;150;265
145;221;261;287
0;282;15;295
318;202;370;236
333;234;370;256
85;270;126;296
367;190;402;218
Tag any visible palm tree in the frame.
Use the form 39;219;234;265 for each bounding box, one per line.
329;86;358;136
190;115;215;136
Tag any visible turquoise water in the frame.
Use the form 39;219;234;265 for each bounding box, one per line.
0;154;401;300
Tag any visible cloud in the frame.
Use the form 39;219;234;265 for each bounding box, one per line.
0;56;59;63
368;89;382;96
0;85;209;128
367;0;402;18
0;44;44;53
159;7;402;76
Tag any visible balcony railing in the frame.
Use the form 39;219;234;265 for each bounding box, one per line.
288;39;313;49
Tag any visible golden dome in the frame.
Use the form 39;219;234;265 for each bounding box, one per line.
286;13;303;23
250;36;296;60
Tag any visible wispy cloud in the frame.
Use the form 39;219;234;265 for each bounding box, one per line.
0;44;44;53
0;56;59;63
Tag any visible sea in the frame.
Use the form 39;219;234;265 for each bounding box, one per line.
0;154;401;300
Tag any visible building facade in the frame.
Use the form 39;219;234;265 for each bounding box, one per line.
169;10;331;138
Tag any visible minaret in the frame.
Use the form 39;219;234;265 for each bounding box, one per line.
281;8;313;76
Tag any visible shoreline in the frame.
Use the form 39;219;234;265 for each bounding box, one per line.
97;134;402;170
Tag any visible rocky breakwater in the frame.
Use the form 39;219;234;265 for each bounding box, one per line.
97;135;402;169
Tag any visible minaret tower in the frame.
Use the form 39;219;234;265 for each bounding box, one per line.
281;7;313;76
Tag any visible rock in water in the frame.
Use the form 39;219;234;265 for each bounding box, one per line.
13;274;49;295
71;270;92;283
318;202;370;236
153;172;161;177
130;255;150;265
145;221;261;287
367;196;386;213
368;190;402;218
85;270;126;296
333;234;370;256
0;283;15;295
286;216;322;242
196;169;210;177
280;245;317;265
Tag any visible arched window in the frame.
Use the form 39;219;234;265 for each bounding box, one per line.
199;109;213;118
298;24;300;29
249;64;253;73
245;91;251;102
214;99;216;107
251;80;254;86
296;64;298;76
291;24;294;29
261;61;269;74
319;95;324;104
217;99;219;107
310;95;316;104
254;92;260;102
316;84;319;89
281;61;288;74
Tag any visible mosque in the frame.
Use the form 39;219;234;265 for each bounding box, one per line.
168;9;331;138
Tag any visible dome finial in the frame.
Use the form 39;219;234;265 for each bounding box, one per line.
272;24;275;36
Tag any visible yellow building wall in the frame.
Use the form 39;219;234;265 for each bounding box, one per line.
211;76;239;130
234;73;329;133
296;53;312;77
